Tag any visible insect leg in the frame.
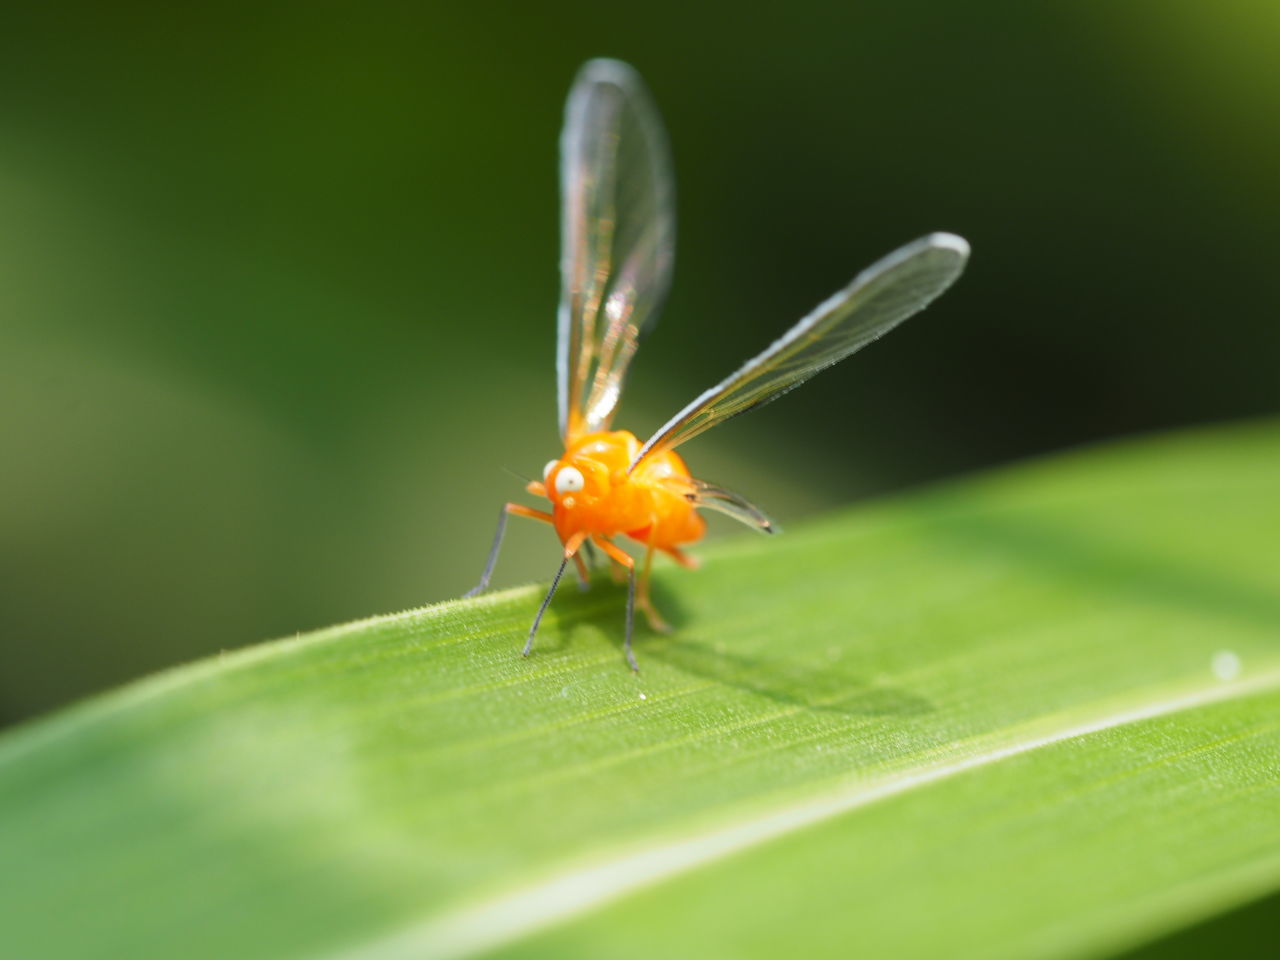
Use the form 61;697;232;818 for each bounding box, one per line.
637;541;672;633
524;557;569;657
591;536;640;672
572;552;591;592
572;539;600;592
465;503;554;597
625;564;637;672
523;530;587;658
591;536;635;570
664;546;700;570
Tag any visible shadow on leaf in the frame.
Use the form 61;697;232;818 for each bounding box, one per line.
648;635;934;717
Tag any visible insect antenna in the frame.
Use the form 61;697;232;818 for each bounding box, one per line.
501;465;535;484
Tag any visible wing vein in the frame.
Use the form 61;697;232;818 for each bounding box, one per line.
630;233;969;470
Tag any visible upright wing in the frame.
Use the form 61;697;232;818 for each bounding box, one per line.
631;233;969;469
557;59;675;443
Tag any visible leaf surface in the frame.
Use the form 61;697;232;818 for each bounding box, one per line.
3;420;1279;960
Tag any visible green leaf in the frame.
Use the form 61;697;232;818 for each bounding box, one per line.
3;420;1279;960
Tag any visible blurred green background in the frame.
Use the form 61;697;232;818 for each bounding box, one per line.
1;1;1277;726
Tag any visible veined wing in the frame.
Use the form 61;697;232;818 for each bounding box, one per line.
630;233;969;469
683;479;778;534
557;59;675;443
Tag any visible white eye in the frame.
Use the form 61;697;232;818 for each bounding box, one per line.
543;460;559;482
554;465;585;495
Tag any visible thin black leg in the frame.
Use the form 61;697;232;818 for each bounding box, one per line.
464;504;508;597
624;564;638;672
524;556;569;657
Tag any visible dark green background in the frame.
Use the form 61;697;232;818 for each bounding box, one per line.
2;1;1277;725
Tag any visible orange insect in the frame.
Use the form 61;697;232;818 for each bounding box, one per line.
466;60;969;670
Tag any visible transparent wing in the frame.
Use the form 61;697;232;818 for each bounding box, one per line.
557;59;675;442
631;233;969;469
683;479;778;534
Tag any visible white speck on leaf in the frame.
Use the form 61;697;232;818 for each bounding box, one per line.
1211;650;1242;682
